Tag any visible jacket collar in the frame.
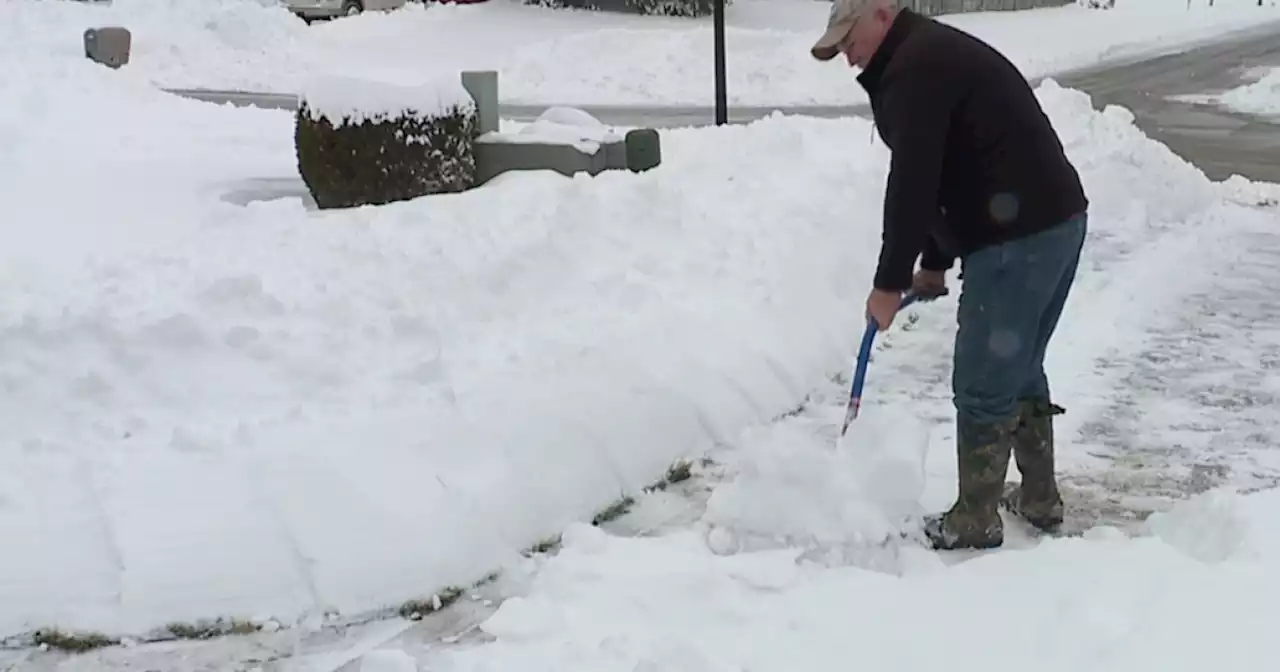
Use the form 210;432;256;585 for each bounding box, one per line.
855;8;924;95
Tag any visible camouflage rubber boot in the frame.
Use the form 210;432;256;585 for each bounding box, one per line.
1000;398;1066;532
922;415;1017;551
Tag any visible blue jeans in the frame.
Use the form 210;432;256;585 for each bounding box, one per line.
952;212;1087;426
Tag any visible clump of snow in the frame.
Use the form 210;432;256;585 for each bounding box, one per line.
1216;173;1280;206
300;74;475;126
1176;65;1280;119
479;106;623;154
699;406;930;565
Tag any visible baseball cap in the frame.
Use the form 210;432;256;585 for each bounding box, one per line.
810;0;874;61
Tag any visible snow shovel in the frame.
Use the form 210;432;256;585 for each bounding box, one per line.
839;287;948;437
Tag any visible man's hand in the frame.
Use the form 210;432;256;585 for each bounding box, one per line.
912;269;948;300
866;288;903;331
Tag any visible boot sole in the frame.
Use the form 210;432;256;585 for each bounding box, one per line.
999;502;1063;534
926;536;1003;551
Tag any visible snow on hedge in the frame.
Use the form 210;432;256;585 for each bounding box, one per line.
299;74;476;126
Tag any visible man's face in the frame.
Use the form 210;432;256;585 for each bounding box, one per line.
840;7;893;69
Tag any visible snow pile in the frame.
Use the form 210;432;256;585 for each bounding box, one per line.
299;74;476;124
424;487;1280;672
699;406;931;567
0;59;896;637
1176;65;1280;118
6;0;1280;104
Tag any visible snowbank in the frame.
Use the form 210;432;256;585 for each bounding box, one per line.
6;0;1280;104
2;54;898;638
426;487;1280;672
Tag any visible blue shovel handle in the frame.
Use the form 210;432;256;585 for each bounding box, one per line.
839;288;946;437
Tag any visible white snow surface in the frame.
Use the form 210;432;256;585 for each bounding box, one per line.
299;73;476;125
6;0;1280;662
420;487;1280;672
6;0;1280;105
3;3;1277;639
5;44;893;638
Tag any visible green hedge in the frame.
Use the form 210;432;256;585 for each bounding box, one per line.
295;100;479;210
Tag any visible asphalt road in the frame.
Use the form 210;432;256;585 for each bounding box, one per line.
166;21;1280;182
1065;24;1280;183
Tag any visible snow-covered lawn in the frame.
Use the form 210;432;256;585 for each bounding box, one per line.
5;0;1280;105
1175;64;1280;118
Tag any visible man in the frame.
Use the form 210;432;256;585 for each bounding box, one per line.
811;0;1089;550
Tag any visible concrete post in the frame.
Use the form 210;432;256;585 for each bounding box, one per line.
460;71;499;135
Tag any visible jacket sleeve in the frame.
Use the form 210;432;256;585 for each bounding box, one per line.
920;233;955;272
872;67;956;291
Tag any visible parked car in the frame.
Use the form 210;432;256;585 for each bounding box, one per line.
283;0;406;21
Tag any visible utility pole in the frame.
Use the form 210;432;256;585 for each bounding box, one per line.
713;0;728;125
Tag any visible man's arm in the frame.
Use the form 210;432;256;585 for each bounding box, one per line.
873;65;956;291
920;233;955;272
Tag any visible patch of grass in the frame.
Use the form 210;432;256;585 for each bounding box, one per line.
590;495;637;526
524;457;709;557
398;585;467;621
32;629;117;653
22;457;717;651
165;618;261;641
524;535;561;556
591;456;705;526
